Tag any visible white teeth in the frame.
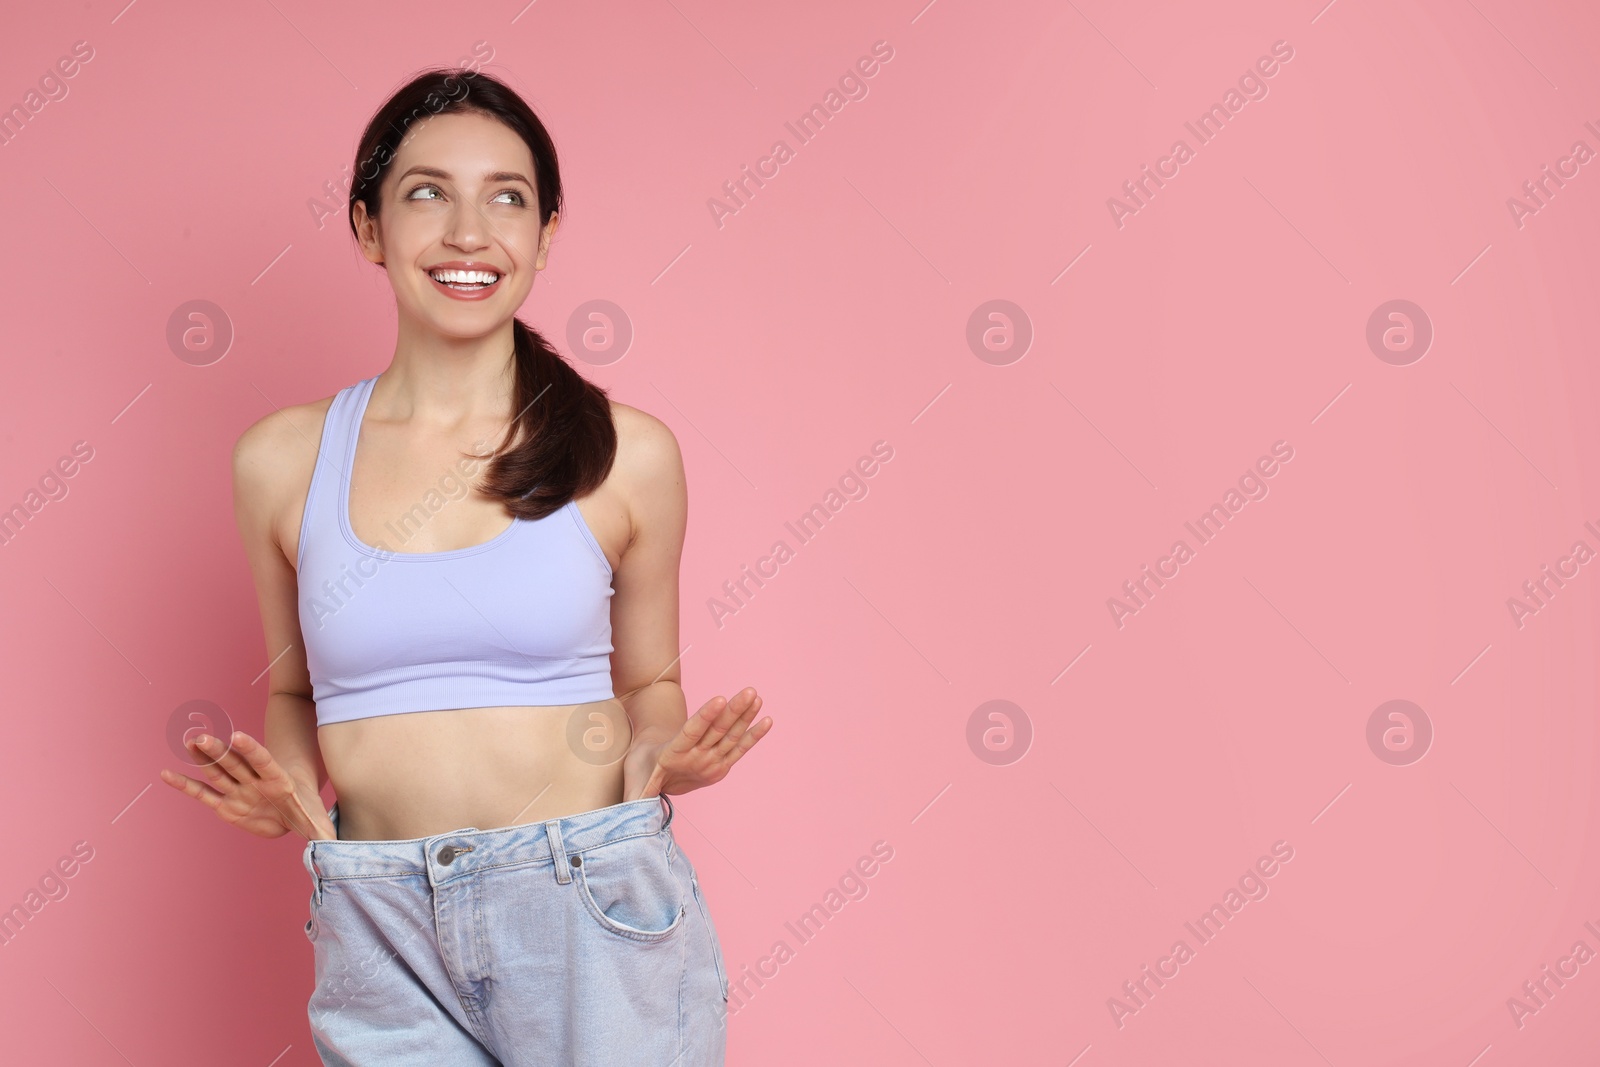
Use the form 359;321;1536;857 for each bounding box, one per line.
429;269;500;284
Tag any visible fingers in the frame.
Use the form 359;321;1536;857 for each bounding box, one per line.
713;714;771;772
230;735;333;841
188;732;263;786
190;747;242;796
229;732;294;797
694;688;758;750
679;692;770;787
310;810;338;842
273;782;332;843
640;688;770;795
674;693;734;750
711;694;762;758
159;767;228;812
228;730;275;769
166;732;300;833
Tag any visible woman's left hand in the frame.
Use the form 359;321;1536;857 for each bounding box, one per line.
622;687;772;801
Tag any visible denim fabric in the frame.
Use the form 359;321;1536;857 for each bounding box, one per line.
301;793;729;1065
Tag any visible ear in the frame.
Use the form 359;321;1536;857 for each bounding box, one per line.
534;211;560;270
352;200;386;266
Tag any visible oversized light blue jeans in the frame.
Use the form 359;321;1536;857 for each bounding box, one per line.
301;793;729;1065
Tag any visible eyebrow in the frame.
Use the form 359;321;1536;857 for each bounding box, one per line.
396;165;534;188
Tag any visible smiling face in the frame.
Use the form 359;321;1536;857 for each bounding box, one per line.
352;110;558;339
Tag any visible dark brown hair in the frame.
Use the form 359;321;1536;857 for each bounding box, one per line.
346;66;615;520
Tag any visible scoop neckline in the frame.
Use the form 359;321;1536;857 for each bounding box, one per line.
338;375;522;562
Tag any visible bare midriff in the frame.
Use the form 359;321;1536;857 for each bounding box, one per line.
318;701;631;841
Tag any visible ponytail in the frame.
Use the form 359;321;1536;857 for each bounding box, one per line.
477;316;617;520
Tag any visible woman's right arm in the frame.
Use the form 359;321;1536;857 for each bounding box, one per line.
231;408;329;800
160;406;335;841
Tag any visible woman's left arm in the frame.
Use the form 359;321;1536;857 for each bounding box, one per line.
607;409;771;801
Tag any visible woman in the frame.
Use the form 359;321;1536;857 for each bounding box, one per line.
159;66;770;1066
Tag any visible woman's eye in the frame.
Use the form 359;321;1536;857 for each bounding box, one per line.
405;185;522;206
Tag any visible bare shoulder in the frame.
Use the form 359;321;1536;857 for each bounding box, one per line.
233;395;334;495
607;400;684;488
232;394;337;554
605;401;686;548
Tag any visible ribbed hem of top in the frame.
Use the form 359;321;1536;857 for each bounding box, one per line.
315;673;616;726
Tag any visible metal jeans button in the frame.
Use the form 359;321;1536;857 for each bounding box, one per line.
437;844;473;865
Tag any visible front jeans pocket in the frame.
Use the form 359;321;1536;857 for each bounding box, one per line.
573;831;687;943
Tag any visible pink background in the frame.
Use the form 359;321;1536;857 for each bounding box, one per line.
2;0;1598;1063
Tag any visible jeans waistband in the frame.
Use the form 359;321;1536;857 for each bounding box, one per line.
304;793;674;891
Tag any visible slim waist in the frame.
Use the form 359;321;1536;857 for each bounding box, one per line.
305;793;673;885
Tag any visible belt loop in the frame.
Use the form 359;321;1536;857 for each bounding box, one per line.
546;819;572;884
659;792;674;831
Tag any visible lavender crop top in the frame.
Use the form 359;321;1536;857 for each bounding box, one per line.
296;375;615;726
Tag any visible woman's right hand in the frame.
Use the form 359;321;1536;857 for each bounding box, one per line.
161;731;337;842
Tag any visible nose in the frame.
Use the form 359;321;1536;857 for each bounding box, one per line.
444;200;490;250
